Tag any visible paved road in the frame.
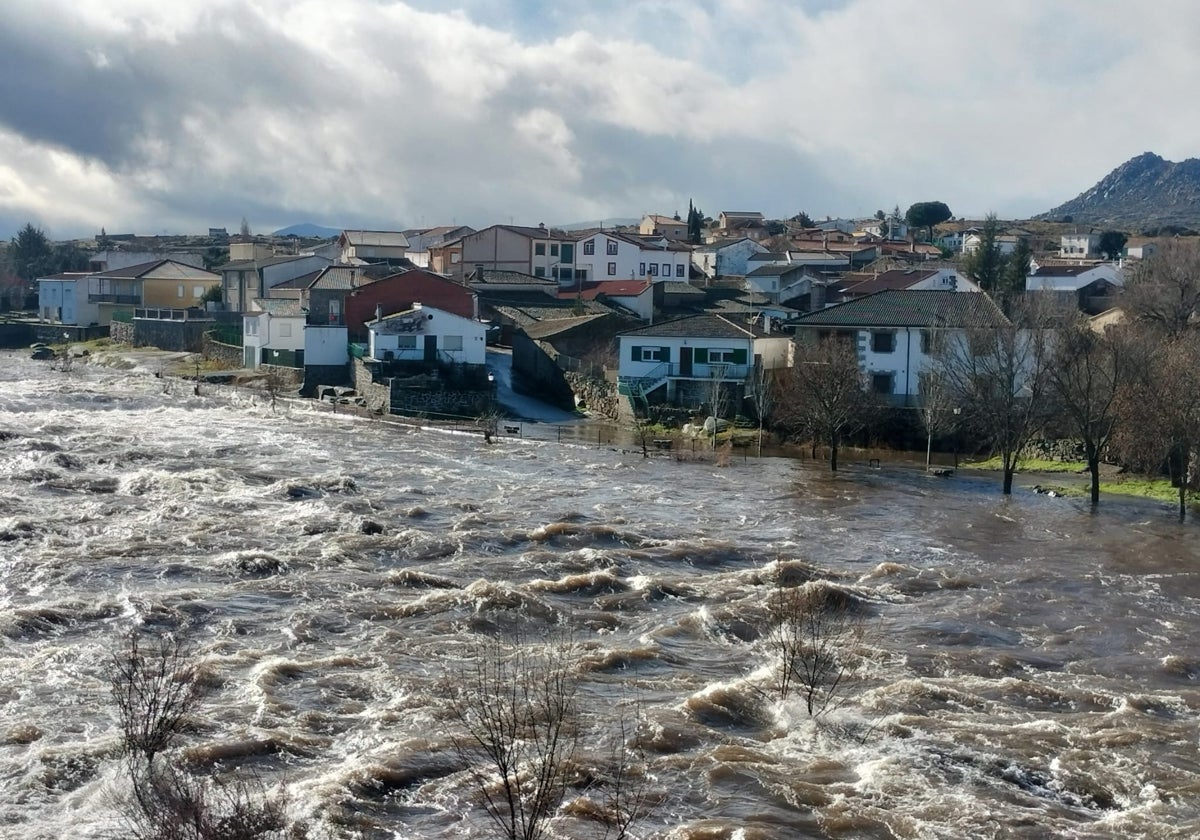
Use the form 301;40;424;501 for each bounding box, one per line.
486;349;580;423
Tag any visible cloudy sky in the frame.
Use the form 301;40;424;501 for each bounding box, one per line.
1;0;1197;240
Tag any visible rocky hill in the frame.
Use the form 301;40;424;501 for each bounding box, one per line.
1037;152;1200;230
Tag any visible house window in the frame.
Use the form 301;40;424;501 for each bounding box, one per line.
561;243;574;263
451;253;461;264
535;243;546;256
639;262;646;275
709;348;736;363
397;335;417;349
872;373;895;394
534;267;546;277
557;267;573;281
550;244;559;257
649;264;658;276
279;322;292;338
661;263;670;275
871;331;895;353
192;285;205;299
920;329;946;355
607;262;617;276
607;241;618;255
245;319;257;336
640;347;662;362
444;335;464;351
576;269;587;281
583;240;595;255
177;284;185;298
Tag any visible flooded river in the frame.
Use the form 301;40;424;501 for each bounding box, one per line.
1;353;1198;839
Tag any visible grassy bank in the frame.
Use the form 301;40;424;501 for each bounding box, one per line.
962;456;1193;506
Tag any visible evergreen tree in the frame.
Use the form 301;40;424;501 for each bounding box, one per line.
965;213;1005;294
687;200;704;244
10;223;54;280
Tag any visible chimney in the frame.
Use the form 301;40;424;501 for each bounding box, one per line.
375;303;382;322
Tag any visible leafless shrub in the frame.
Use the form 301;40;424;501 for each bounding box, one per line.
107;631;304;840
109;631;199;764
444;632;579;840
767;583;867;716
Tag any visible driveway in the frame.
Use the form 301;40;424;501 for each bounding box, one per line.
486;349;580;423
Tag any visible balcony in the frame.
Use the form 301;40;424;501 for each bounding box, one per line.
89;294;141;304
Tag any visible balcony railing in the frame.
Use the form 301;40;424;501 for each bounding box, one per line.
630;362;751;381
89;294;140;304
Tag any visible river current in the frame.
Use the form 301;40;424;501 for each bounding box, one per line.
1;352;1198;839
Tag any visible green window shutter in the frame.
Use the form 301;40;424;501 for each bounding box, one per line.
694;348;708;363
661;346;670;363
631;344;640;361
732;348;748;365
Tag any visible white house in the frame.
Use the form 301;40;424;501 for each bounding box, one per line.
1060;232;1102;258
790;290;1011;405
1025;263;1122;292
243;298;307;369
37;272;99;325
574;231;692;285
367;303;487;366
616;314;791;415
691;238;768;279
839;268;981;299
963;233;1020;256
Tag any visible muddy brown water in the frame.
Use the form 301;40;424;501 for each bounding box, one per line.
1;353;1198;839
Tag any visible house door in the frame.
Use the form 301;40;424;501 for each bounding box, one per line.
679;347;693;377
424;334;438;363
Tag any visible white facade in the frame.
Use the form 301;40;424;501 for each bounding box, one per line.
368;303;487;366
242;308;306;368
1026;263;1123;292
618;334;755;383
691;238;769;279
1061;232;1101;257
304;325;349;366
963;234;1019;256
573;232;692;285
906;268;980;292
37;276;99;325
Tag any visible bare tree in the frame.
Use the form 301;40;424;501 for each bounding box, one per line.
916;325;958;470
748;359;774;457
1045;316;1127;506
262;366;293;414
705;362;730;450
767;582;866;717
445;633;579;840
1113;334;1200;518
775;337;874;472
935;302;1051;494
1122;241;1200;338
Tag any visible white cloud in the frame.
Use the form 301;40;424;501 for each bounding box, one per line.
0;0;1198;237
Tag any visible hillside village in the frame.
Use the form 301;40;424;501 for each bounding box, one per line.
0;207;1190;497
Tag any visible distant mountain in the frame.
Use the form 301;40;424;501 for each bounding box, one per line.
1037;152;1200;230
273;222;340;238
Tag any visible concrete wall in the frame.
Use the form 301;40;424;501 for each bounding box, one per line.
302;364;350;397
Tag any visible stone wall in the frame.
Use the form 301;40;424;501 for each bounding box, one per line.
202;335;244;367
30;324;108;345
389;386;491;418
0;322;35;348
260;364;303;386
109;321;134;345
353;358;391;413
564;372;619;419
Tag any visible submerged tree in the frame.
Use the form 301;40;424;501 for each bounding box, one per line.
107;631;299;840
767;581;866;716
445;632;580;840
1045;316;1128;506
935;301;1051;494
774;337;874;472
